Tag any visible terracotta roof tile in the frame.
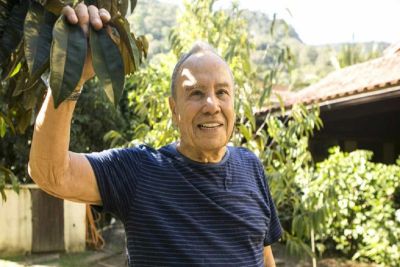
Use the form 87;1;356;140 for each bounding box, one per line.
290;53;400;106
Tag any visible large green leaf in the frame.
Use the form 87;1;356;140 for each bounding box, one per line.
0;0;28;65
36;0;77;16
110;15;140;70
107;25;135;75
118;0;136;17
16;108;33;134
97;0;117;17
1;40;24;80
50;15;87;108
136;35;148;58
83;0;98;6
118;0;128;17
24;2;57;78
0;111;15;135
23;79;46;110
89;25;124;106
130;0;137;13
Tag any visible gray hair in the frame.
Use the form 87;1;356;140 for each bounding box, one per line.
170;41;227;98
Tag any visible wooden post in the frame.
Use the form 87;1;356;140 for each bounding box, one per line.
311;227;317;267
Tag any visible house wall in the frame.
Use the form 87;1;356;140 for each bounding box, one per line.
0;187;32;256
0;186;86;256
64;200;86;252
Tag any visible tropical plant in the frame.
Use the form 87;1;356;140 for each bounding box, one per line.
0;0;147;200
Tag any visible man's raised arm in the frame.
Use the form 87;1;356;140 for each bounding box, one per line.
28;4;110;205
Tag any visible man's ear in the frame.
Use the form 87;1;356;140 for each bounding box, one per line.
169;96;177;125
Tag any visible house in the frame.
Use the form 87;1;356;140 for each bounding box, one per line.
258;43;400;163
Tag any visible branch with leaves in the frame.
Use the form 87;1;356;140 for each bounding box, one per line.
1;0;147;129
0;0;148;201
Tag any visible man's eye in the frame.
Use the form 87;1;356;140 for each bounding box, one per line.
217;89;229;96
191;90;203;96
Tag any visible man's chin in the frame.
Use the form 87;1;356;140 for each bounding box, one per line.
195;141;227;153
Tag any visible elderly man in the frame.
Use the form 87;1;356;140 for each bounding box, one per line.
28;3;282;266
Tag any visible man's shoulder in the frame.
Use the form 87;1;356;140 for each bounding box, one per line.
228;146;260;162
86;143;159;162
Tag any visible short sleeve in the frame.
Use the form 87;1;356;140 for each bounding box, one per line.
255;159;282;246
85;147;143;222
263;179;282;246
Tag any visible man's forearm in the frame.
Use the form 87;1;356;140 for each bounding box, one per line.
28;88;79;186
264;246;276;267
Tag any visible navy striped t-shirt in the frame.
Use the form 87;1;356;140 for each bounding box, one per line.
86;143;282;266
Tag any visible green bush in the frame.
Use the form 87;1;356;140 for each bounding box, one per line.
317;147;400;266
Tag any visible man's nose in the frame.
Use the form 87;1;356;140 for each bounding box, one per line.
202;94;220;114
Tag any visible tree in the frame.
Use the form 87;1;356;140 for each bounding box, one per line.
333;42;382;69
0;0;147;200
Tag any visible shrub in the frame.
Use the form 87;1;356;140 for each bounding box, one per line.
317;147;400;266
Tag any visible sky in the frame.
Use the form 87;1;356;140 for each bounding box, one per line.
160;0;400;45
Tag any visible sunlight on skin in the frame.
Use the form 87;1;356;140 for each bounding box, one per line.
181;68;197;88
177;68;199;123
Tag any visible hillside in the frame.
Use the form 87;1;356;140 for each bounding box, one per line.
129;0;390;89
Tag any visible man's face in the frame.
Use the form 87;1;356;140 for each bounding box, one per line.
169;52;235;160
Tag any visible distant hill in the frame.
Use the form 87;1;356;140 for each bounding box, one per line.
129;0;390;89
128;0;178;56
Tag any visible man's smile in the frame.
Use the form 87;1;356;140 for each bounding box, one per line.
197;122;224;129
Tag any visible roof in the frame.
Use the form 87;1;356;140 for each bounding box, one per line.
258;43;400;114
291;53;400;105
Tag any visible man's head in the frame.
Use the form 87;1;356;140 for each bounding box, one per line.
169;41;235;162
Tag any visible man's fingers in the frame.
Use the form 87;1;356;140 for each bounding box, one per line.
62;5;78;24
60;4;110;32
99;8;111;24
88;5;102;30
75;3;89;34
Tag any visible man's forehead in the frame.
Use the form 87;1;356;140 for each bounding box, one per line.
181;69;197;87
178;52;233;86
183;51;229;68
179;68;233;88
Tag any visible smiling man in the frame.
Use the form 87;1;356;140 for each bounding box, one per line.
28;3;282;267
169;47;236;163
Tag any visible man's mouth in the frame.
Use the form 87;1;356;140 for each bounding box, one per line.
198;123;223;129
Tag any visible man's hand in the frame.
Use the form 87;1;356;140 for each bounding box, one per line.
61;3;111;86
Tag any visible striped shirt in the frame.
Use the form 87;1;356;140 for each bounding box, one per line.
86;143;282;266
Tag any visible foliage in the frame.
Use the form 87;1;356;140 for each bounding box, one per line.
121;53;178;148
256;106;325;258
315;148;400;266
0;164;19;202
0;0;145;109
334;43;383;69
0;0;145;200
127;0;178;57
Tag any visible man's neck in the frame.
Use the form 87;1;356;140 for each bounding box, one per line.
176;142;227;163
